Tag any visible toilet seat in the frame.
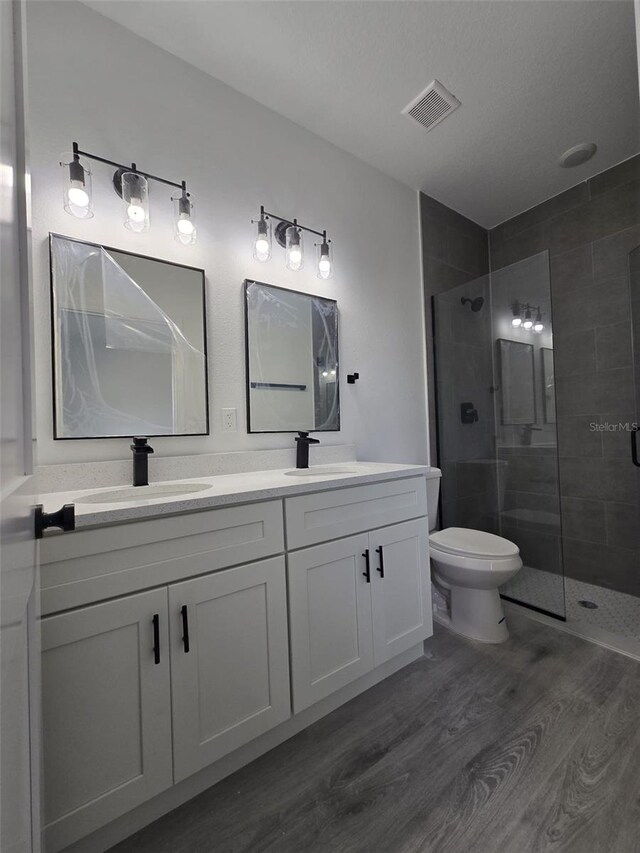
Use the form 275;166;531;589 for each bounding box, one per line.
429;527;519;560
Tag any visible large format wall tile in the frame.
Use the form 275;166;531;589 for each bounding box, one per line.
489;162;640;599
559;457;637;504
560;496;607;544
557;414;603;458
587;154;640;198
563;538;640;596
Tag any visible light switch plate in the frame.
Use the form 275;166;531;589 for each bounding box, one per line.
222;408;237;432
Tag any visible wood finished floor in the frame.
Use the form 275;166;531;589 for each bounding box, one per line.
109;614;640;853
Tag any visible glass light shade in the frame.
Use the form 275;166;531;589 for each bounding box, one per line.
253;217;271;261
523;308;533;330
285;225;303;271
122;172;149;233
534;321;544;333
317;240;332;280
511;317;522;328
173;192;196;245
61;153;93;219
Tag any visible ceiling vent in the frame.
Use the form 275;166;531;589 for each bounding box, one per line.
402;79;461;132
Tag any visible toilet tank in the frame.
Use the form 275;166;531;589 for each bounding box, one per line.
426;467;441;532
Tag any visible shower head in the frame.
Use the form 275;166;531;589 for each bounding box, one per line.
461;296;484;312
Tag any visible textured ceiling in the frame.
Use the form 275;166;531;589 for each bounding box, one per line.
84;0;640;228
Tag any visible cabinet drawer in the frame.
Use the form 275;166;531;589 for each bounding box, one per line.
41;500;284;615
284;476;427;549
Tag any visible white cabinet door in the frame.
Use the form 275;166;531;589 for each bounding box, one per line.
41;589;173;853
169;557;290;782
370;519;432;666
288;534;374;713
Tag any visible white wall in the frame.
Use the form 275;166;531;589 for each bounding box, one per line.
26;0;428;466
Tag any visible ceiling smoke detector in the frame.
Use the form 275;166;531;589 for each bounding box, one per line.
559;142;597;168
402;79;461;133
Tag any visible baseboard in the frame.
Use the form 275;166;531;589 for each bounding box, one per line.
58;643;425;853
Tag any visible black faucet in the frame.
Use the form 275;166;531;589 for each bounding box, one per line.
295;431;320;469
131;437;154;486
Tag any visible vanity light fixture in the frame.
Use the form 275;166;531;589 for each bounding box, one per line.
61;149;93;219
511;302;522;328
173;182;196;245
252;208;272;261
316;232;333;280
285;222;304;271
60;142;196;244
252;205;332;277
122;171;149;233
533;309;544;333
513;301;544;334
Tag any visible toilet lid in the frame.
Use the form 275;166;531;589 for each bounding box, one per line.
429;527;519;559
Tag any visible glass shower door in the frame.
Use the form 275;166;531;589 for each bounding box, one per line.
629;245;640;572
432;251;566;619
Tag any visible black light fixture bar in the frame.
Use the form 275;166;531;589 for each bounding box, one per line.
72;141;186;192
259;205;327;240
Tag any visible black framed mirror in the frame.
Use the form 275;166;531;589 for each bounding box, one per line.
49;233;209;439
244;279;339;433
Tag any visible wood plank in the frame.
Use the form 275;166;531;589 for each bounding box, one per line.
106;613;640;853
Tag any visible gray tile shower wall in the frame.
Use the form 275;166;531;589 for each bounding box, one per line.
489;154;640;596
420;192;490;473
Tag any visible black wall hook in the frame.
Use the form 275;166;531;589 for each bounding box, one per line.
35;504;75;539
347;372;360;384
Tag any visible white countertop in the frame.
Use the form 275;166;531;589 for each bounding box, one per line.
40;462;435;531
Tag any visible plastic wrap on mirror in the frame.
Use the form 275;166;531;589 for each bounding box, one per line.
245;280;339;432
50;235;207;438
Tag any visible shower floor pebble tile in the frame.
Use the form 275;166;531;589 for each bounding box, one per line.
503;565;640;640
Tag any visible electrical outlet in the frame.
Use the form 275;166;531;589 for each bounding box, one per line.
222;407;237;433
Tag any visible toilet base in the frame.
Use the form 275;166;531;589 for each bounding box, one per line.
449;586;509;644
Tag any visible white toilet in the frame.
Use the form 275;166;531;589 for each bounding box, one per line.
426;468;522;644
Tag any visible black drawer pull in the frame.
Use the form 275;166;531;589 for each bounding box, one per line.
632;426;640;468
362;549;371;582
34;503;75;539
181;605;190;653
376;546;385;578
152;614;160;665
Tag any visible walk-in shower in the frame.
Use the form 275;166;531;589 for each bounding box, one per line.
432;237;640;656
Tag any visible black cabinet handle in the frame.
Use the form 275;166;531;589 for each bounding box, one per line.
632;426;640;468
181;605;190;653
34;503;75;539
362;550;371;583
376;546;385;577
152;614;160;665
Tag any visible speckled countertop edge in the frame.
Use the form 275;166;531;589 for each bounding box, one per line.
40;463;438;531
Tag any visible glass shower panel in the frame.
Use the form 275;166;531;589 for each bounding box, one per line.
432;275;501;535
491;252;565;618
432;250;566;619
629;245;640;572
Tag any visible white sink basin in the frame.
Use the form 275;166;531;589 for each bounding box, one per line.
76;483;212;504
284;466;362;477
